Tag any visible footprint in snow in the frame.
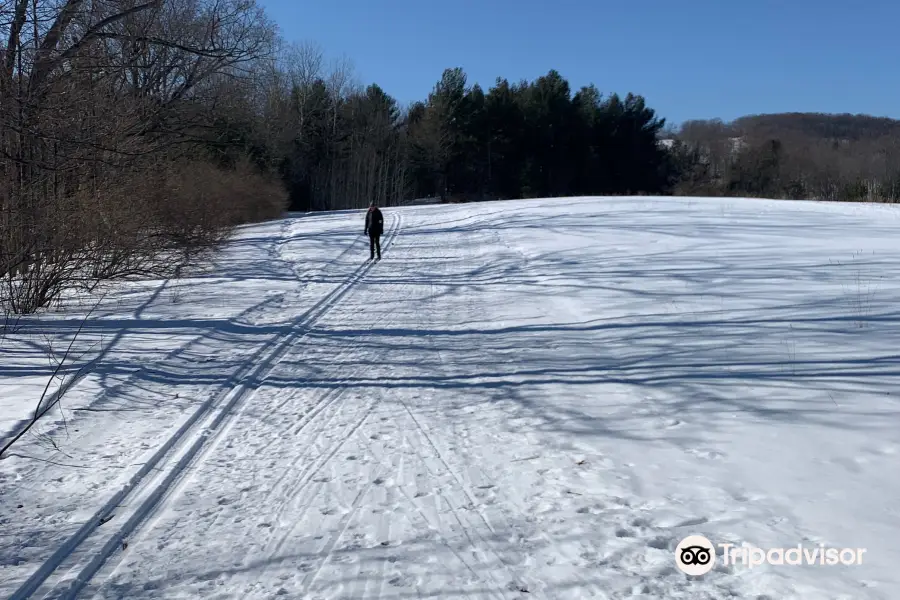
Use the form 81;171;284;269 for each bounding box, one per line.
673;516;708;528
388;575;413;587
647;536;670;550
631;516;652;528
686;448;726;460
330;553;355;564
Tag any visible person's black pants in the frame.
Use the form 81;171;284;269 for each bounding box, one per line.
369;233;381;259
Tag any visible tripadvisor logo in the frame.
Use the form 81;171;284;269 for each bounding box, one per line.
675;534;867;576
675;535;716;575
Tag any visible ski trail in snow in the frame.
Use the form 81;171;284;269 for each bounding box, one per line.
9;214;403;600
301;208;535;599
394;395;538;599
390;407;523;599
301;471;383;595
92;205;519;600
353;416;505;600
0;283;286;455
1;217;351;454
396;223;547;599
388;206;549;599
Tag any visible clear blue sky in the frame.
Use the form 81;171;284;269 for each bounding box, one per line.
257;0;898;126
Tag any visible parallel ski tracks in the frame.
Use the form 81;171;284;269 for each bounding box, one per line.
1;217;364;456
10;213;403;600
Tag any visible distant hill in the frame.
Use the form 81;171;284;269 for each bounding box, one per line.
731;112;900;142
669;112;900;203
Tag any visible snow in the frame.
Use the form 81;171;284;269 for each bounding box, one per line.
2;196;899;599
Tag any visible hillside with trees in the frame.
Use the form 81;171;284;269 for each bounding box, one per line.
668;113;900;202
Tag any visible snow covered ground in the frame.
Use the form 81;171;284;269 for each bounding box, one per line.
2;196;899;599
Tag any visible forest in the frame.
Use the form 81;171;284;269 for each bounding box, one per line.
2;0;897;314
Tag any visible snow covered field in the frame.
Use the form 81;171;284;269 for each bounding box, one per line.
2;196;899;599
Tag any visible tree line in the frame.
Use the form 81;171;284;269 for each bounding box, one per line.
244;57;674;211
667;113;900;202
234;47;900;210
3;0;895;315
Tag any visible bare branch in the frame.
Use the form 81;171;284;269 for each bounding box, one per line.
1;293;104;460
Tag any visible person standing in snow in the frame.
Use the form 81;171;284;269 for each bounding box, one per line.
364;201;384;260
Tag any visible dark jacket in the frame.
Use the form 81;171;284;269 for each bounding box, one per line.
365;206;384;236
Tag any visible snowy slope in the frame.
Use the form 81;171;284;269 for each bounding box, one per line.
2;196;899;599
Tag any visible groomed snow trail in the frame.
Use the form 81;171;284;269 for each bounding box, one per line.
3;197;900;599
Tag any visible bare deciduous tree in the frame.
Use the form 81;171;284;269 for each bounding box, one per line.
0;0;285;315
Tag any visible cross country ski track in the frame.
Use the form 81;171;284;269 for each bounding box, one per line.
0;214;374;461
84;205;536;600
237;220;526;600
8;214;403;600
261;213;543;600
